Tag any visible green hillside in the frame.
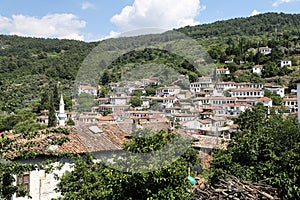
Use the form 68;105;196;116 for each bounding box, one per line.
0;12;299;114
178;12;300;39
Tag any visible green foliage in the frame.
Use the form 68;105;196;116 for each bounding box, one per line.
264;89;283;106
50;127;70;135
48;94;57;128
99;85;108;98
76;93;96;112
52;83;60;110
56;130;201;200
36;91;49;113
130;96;142;107
131;89;143;97
0;112;38;132
178;13;300;40
210;104;300;199
234;70;265;83
0;125;72;198
0;114;22;132
14;120;46;134
103;109;113;116
99;48;201;85
145;87;157;96
263;62;279;77
262;61;293;78
66;118;75;126
50;137;70;145
0;35;96;113
0;13;299;113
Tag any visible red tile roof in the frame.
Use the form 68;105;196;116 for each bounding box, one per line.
258;97;272;101
3;124;129;160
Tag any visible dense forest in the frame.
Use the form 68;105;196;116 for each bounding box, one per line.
178;12;300;39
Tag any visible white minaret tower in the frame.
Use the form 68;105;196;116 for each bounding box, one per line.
58;94;67;126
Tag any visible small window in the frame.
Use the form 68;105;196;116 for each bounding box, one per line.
16;173;30;197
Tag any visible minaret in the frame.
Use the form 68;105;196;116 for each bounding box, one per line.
58;94;67;126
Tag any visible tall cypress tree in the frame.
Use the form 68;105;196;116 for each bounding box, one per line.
53;83;59;110
48;94;57;127
37;92;49;113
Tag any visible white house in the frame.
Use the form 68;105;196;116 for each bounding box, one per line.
110;96;131;105
280;60;292;67
195;96;237;106
108;82;119;90
78;85;98;96
230;88;264;99
235;82;263;89
190;82;214;93
173;113;195;122
165;106;181;115
36;115;48;124
264;84;285;98
259;46;272;55
256;97;273;107
283;97;298;108
77;115;99;123
141;78;159;86
156;86;181;97
98;116;116;124
252;65;263;76
222;103;251;117
180;120;203;134
216;68;230;75
96;97;110;104
197;77;212;83
215;82;236;91
9;124;127;200
98;104;130;113
149;96;177;109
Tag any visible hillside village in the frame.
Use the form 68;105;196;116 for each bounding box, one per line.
1;12;300;200
23;62;300;199
37;53;299;140
32;53;300;173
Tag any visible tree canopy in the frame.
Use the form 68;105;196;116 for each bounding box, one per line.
209;104;300;199
56;129;201;200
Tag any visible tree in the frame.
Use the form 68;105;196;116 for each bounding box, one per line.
264;89;283;106
99;85;108;98
56;129;201;199
262;61;279;77
0;114;22;132
130;96;142;107
36;92;49;113
48;95;57;127
76;93;95;112
102;109;112;116
145;87;156;96
101;70;111;86
66;118;75;126
53;83;59;110
210;104;300;199
131;90;143;97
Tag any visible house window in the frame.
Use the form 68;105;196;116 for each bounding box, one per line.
16;172;30;197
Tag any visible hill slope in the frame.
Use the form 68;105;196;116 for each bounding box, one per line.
0;12;299;113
